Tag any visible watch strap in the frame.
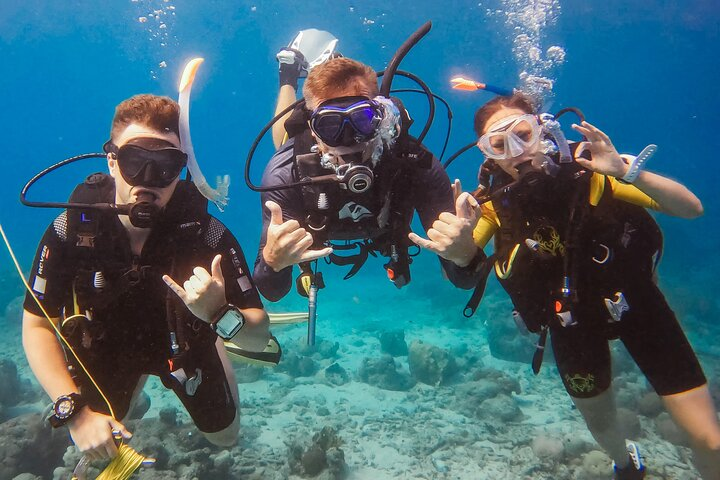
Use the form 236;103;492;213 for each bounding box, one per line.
620;144;657;184
49;392;85;428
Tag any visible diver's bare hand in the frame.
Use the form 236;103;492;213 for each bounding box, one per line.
162;254;227;323
68;407;132;461
571;121;628;178
409;180;480;267
262;201;332;271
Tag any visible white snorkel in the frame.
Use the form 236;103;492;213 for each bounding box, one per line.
178;58;230;211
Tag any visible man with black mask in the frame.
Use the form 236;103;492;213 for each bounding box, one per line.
22;94;270;461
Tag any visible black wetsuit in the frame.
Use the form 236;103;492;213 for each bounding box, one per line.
24;187;262;432
253;137;481;301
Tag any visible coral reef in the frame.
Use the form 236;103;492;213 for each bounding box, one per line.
407;341;458;386
378;330;408;357
288;426;346;479
358;355;415;391
324;362;349;386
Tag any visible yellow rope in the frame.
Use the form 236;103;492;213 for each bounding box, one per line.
0;223;115;419
1;223;157;479
96;445;146;480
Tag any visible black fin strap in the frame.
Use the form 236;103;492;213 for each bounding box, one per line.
532;325;549;375
463;253;497;318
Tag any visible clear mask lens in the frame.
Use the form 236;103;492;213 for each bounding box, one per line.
477;114;540;160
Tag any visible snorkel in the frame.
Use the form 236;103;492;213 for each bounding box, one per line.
178;58;230;211
20;61;228;227
20;156;166;228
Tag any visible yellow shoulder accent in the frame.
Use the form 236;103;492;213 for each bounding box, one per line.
607;176;660;210
589;172;605;206
473;201;500;248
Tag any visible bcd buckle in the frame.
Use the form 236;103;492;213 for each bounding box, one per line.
604;291;630;322
554;300;577;327
169;366;203;396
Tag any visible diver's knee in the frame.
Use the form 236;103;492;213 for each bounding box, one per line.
203;413;240;447
204;425;239;447
689;431;720;453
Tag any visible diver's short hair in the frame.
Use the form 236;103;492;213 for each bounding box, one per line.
110;94;180;141
304;57;379;109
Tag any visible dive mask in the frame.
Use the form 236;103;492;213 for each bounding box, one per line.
104;137;187;188
310;96;384;148
477;113;541;160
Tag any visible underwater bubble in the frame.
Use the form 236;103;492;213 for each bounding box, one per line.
138;16;147;23
528;46;541;61
159;61;167;68
251;6;257;11
547;45;566;64
489;0;566;103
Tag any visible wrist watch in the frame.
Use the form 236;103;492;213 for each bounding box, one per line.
211;304;245;340
49;392;86;428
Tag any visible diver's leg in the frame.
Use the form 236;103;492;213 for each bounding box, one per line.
662;385;720;480
571;387;633;467
550;320;631;466
619;281;716;476
123;375;150;421
200;337;240;447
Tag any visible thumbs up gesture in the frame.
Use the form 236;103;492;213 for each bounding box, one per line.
163;254;228;323
408;179;480;267
262;201;333;272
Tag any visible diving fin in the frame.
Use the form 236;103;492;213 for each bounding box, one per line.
269;311;309;325
288;29;339;75
225;335;282;366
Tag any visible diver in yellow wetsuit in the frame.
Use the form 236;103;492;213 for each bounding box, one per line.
411;92;720;479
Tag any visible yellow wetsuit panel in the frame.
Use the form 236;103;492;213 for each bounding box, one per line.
589;172;659;210
473;201;500;249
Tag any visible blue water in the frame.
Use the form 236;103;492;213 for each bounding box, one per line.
1;1;719;478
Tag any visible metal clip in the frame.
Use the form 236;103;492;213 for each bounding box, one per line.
556;310;577;327
604;291;630;322
184;368;203;396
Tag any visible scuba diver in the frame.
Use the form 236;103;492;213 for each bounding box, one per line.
425;91;720;479
252;53;482;305
20;94;271;462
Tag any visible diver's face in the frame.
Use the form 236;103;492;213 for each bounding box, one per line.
108;123;181;210
308;79;376;159
481;107;542;178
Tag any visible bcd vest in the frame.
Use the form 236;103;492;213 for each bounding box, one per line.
491;161;663;333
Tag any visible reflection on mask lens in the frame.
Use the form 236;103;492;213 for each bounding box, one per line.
117;145;187;187
310;97;383;147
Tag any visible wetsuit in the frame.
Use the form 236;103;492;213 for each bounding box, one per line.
253;137;482;301
24;183;262;432
473;168;706;398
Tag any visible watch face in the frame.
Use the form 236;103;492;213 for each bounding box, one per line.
216;308;244;339
56;398;74;419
